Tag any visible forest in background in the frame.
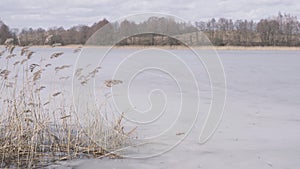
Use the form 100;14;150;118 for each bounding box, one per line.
0;12;300;46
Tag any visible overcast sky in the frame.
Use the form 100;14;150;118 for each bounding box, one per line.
1;0;299;30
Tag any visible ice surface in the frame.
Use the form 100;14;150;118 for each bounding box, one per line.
23;48;300;169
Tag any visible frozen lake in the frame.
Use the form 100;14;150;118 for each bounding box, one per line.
3;47;299;169
73;49;300;169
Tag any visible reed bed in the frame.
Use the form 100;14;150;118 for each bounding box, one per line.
0;42;130;168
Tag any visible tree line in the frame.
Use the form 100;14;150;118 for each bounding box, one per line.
196;12;300;46
0;12;299;46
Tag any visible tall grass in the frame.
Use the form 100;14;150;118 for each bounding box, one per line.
0;42;130;168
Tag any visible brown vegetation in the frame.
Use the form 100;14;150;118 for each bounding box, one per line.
0;42;130;168
0;13;300;47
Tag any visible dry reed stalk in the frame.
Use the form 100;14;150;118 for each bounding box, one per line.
50;52;64;59
55;65;71;73
0;42;131;168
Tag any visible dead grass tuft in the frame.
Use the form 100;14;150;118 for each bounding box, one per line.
0;41;131;168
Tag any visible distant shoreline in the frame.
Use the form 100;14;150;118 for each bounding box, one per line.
2;45;300;51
